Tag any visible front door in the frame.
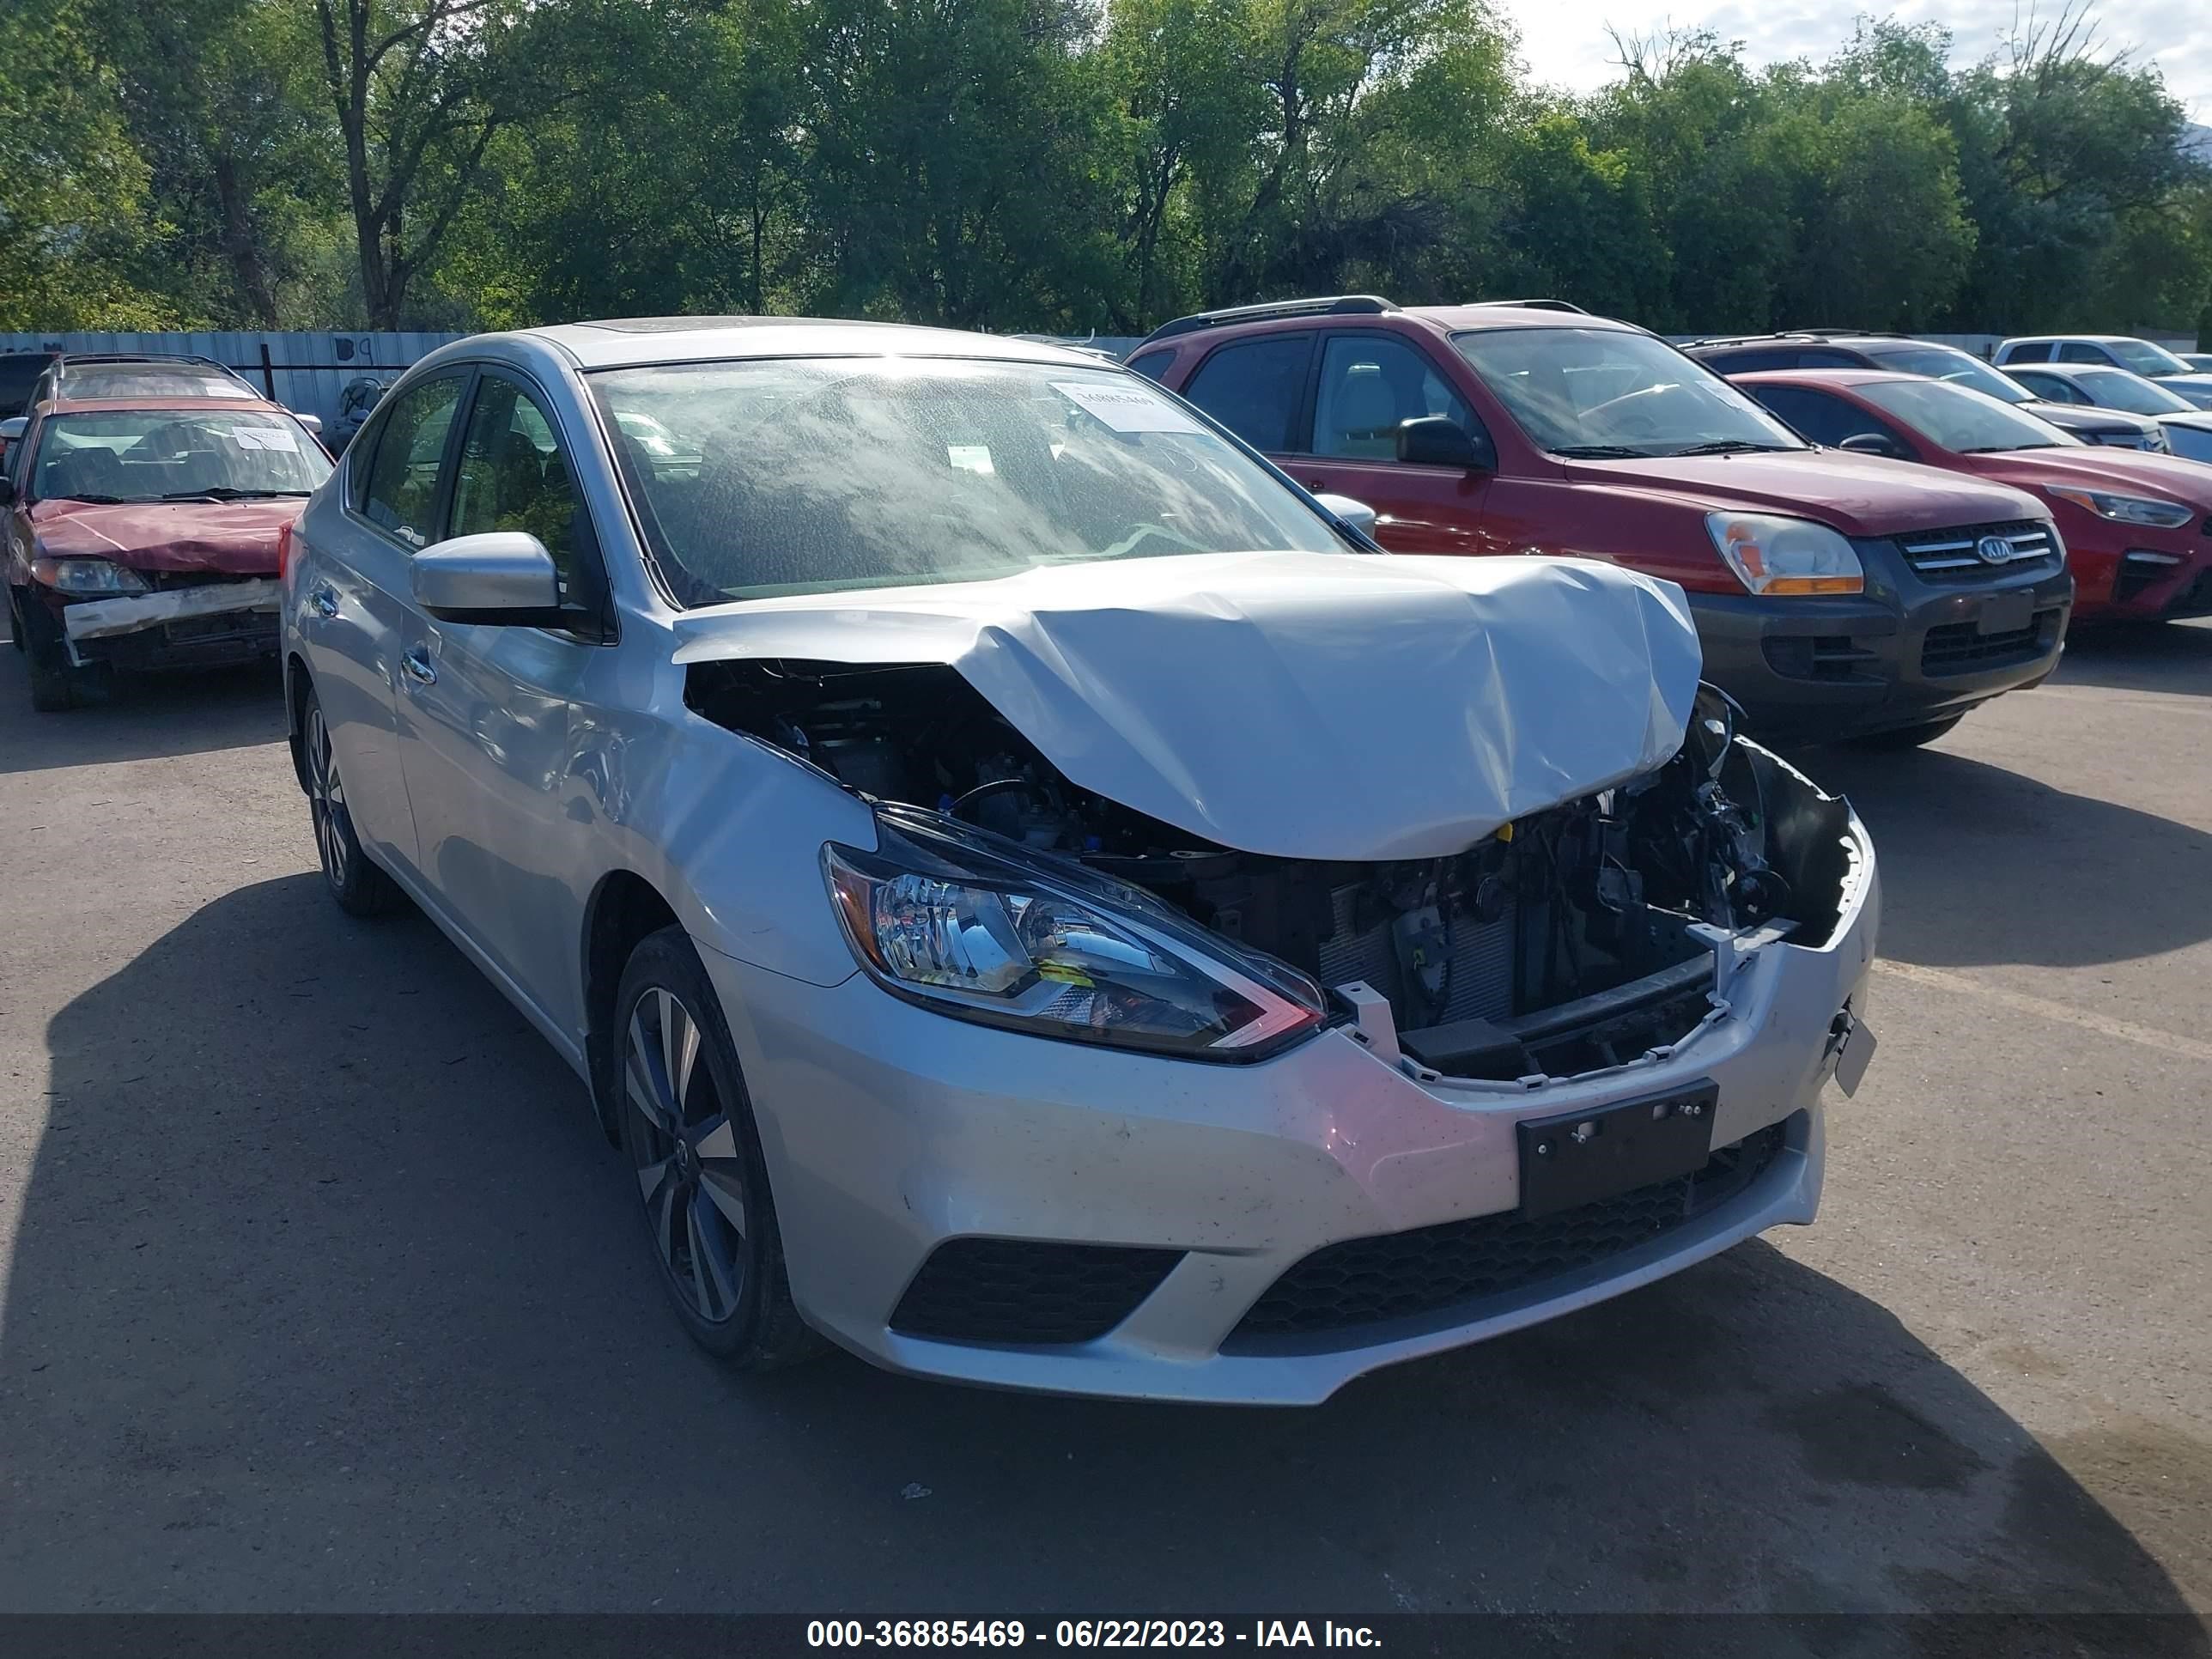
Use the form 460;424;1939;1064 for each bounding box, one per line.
391;368;612;1034
1291;331;1492;554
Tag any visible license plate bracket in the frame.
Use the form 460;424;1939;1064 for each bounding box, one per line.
1516;1082;1718;1219
1976;590;2034;636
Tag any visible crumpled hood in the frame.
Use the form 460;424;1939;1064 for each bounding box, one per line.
1562;450;2041;536
673;551;1703;861
28;498;301;575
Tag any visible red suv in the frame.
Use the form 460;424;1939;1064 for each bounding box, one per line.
1728;368;2212;623
1133;297;2074;747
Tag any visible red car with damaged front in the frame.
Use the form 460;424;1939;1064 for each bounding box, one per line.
1730;368;2212;623
3;392;331;709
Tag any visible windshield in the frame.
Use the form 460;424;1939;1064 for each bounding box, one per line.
1855;380;2081;453
2109;339;2191;376
589;359;1343;603
2070;368;2193;416
1869;344;2032;405
32;409;331;501
1452;326;1803;458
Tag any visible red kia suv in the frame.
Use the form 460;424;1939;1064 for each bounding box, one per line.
1133;297;2074;748
1729;368;2212;623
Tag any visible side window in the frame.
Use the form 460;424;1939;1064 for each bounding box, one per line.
2005;343;2051;363
1126;349;1175;385
1698;347;1796;373
360;376;464;547
450;373;604;619
2057;342;2110;364
1796;348;1866;368
2014;372;2077;404
1182;335;1314;452
1313;334;1477;460
1747;386;1896;449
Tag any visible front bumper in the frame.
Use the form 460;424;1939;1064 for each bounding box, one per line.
56;578;282;670
1690;556;2072;742
702;814;1878;1405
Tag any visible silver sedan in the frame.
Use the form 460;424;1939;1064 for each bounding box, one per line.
280;319;1878;1403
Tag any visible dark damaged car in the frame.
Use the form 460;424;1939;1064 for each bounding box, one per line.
3;392;331;709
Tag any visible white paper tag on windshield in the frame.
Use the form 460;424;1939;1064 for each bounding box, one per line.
1053;380;1202;434
946;443;994;476
233;428;298;453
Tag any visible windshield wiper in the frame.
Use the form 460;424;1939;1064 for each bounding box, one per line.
1666;440;1796;456
161;487;314;501
1549;444;1648;459
57;493;129;504
1957;444;2054;454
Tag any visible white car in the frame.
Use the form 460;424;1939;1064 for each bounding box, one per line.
279;318;1879;1403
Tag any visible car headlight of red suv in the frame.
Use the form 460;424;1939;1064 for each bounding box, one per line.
2046;487;2193;528
29;556;153;596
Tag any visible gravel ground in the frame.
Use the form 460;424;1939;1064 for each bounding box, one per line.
0;618;2207;1640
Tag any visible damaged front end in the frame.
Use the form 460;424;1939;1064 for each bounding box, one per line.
56;573;283;671
689;658;1869;1086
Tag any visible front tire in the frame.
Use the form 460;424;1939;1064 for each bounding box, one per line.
19;595;99;711
1847;714;1964;750
301;684;403;915
614;926;818;1369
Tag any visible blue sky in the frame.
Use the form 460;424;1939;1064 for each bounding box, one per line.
1496;1;2212;120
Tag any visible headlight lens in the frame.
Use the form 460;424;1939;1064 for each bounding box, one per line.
2045;487;2193;527
1705;512;1865;596
30;556;152;596
824;811;1325;1060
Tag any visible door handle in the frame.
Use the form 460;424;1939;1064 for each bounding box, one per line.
402;647;437;686
309;586;340;619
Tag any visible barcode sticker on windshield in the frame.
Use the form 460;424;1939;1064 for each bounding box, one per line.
232;428;298;452
946;444;995;475
1053;381;1203;434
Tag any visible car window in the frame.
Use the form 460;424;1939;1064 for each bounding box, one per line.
451;373;601;609
2003;343;2051;363
1795;348;1867;368
1126;350;1175;385
2105;339;2192;376
1311;335;1476;460
2057;342;2112;365
1698;347;1801;373
2009;371;2080;404
360;375;464;548
1182;336;1314;452
2069;368;2193;416
589;357;1344;605
1453;325;1803;458
1863;344;2031;404
1743;385;1895;449
1855;379;2080;453
28;408;331;502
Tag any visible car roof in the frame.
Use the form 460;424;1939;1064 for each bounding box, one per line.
2000;334;2134;345
520;317;1107;371
33;393;298;417
1401;304;1639;332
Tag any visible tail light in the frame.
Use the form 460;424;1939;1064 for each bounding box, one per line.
276;520;296;582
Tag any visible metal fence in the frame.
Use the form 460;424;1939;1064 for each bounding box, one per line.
0;330;465;428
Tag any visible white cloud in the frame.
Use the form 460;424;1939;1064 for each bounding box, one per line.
1496;0;2212;118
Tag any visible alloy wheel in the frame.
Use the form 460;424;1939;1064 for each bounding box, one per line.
305;701;349;890
624;987;750;1326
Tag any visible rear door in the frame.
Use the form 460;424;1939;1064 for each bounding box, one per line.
1293;331;1490;553
301;370;471;878
390;366;613;1033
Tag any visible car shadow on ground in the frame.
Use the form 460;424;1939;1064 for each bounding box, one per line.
2055;620;2212;698
2;876;2205;1644
1787;744;2212;971
0;647;287;776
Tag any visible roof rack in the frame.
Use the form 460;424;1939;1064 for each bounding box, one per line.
50;351;256;386
1141;295;1398;343
1681;329;1909;349
1477;298;1588;313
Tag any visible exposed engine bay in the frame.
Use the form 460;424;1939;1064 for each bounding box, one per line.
689;659;1857;1081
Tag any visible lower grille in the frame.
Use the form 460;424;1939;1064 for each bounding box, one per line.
1920;609;2062;676
1227;1121;1791;1346
890;1238;1183;1346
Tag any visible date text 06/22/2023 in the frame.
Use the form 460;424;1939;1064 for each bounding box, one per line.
805;1619;1383;1649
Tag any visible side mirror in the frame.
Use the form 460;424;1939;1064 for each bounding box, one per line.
293;411;324;436
1312;492;1378;538
0;477;14;507
1396;415;1495;471
412;532;562;625
1838;432;1906;459
0;416;24;442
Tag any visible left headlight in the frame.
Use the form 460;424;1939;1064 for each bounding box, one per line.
30;556;152;596
2045;487;2194;528
823;810;1326;1061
